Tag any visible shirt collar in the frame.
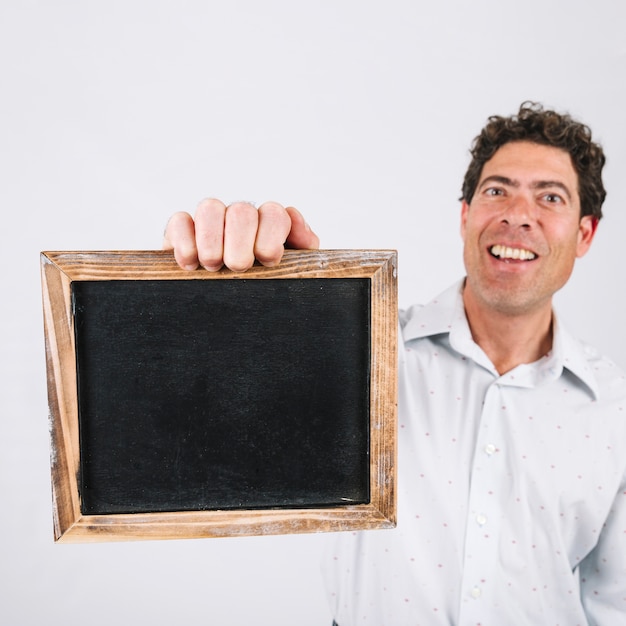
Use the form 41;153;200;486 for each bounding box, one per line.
550;315;600;398
401;279;599;399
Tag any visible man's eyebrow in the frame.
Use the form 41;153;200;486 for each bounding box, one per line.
531;180;573;201
478;175;519;189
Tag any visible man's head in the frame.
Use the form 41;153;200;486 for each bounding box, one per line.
459;104;603;322
461;102;606;222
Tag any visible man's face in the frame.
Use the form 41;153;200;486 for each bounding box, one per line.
460;140;597;317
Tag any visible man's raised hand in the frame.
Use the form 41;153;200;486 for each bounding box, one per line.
163;198;320;271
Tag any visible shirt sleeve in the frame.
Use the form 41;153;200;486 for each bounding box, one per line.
579;464;626;623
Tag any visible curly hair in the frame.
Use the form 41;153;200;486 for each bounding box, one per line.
461;102;606;221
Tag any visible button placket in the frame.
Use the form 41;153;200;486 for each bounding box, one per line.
459;382;505;621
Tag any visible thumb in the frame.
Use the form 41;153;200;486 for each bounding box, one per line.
284;206;320;250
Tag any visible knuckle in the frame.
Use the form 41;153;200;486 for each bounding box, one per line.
196;197;225;213
258;202;288;224
195;199;226;227
227;201;258;220
167;211;192;230
258;200;283;214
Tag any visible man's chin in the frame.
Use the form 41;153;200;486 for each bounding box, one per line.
466;279;551;318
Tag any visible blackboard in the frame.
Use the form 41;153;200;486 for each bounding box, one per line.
41;250;397;542
74;278;371;514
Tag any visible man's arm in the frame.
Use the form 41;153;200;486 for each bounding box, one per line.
579;465;626;622
163;198;320;271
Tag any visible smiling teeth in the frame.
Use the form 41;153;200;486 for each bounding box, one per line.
490;244;536;260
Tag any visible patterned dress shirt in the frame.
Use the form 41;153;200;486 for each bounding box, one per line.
324;280;626;625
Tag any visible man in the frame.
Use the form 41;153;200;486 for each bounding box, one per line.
163;103;626;624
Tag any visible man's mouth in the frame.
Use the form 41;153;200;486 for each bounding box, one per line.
489;244;537;261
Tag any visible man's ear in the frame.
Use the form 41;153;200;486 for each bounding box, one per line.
460;200;470;240
576;215;599;258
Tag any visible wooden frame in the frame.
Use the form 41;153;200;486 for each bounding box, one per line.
41;249;397;542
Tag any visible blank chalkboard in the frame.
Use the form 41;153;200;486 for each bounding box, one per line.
74;278;370;514
41;250;397;542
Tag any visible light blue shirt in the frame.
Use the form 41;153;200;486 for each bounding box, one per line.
324;280;626;625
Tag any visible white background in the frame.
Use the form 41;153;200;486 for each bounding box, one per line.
1;1;625;625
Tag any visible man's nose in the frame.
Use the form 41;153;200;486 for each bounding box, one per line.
501;194;536;227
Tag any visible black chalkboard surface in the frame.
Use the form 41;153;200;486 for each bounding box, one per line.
73;278;371;514
41;249;397;542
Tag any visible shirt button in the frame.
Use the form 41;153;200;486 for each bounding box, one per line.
484;443;497;455
476;514;487;526
470;586;482;599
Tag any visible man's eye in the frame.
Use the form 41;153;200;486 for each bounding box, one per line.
544;193;563;203
485;188;503;196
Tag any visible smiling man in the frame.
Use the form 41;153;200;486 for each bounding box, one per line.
461;138;597;374
163;102;626;625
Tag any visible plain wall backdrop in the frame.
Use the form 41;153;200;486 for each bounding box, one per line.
1;1;625;624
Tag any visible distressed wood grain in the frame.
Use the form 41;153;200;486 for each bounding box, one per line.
41;249;397;543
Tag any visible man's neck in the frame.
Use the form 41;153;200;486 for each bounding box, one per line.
462;285;554;375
